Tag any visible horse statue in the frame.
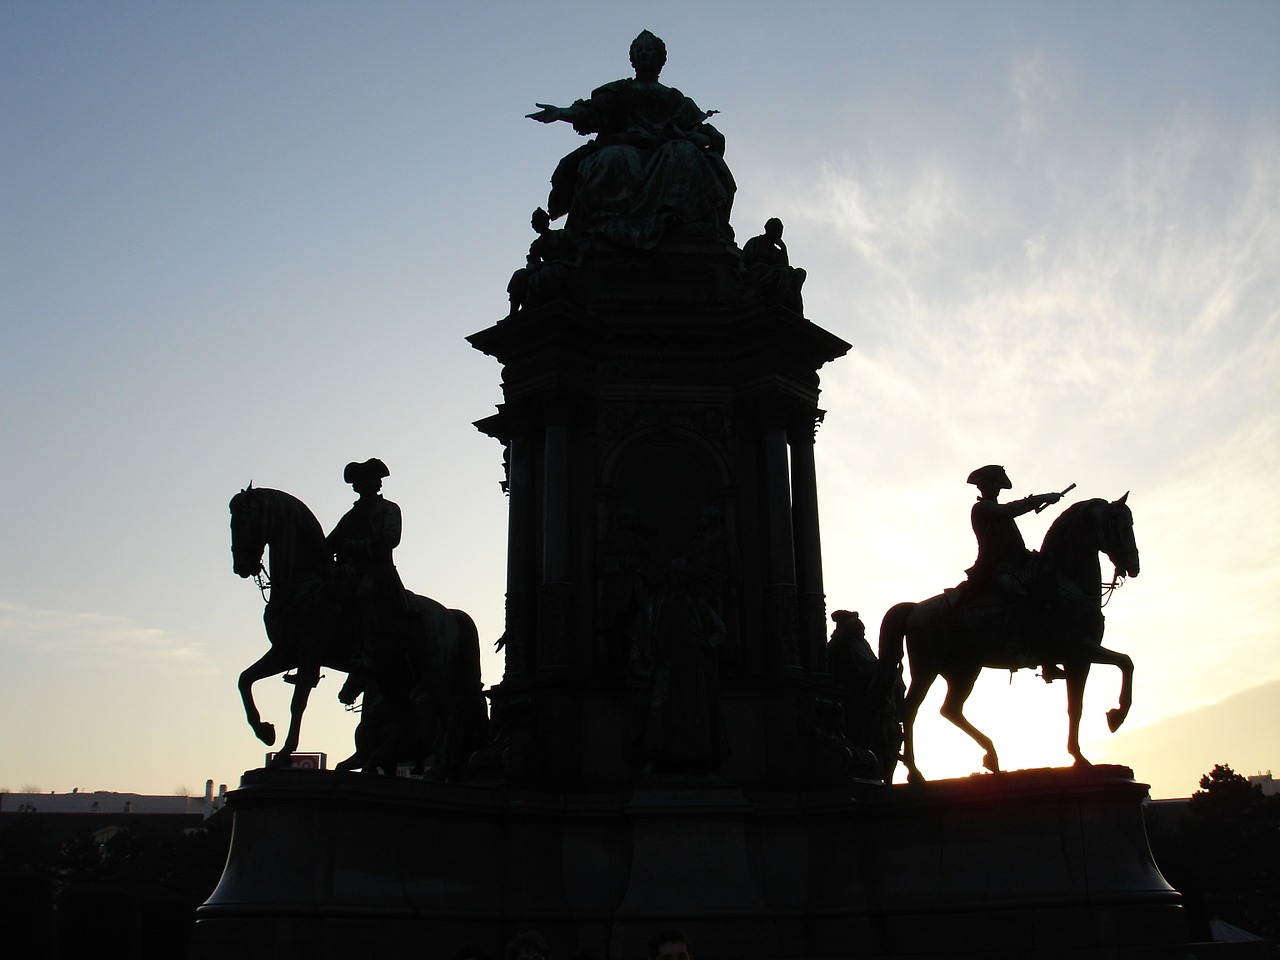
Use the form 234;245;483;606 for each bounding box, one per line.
878;494;1140;783
229;485;488;777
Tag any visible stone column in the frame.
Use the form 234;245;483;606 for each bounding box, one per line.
539;416;571;667
503;433;535;677
790;416;828;673
762;418;800;669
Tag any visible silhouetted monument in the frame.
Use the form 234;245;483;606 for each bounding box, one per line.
528;29;735;249
881;488;1138;784
228;475;487;780
195;32;1193;960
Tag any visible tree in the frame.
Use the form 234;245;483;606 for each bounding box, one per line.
1147;762;1280;941
1192;762;1261;812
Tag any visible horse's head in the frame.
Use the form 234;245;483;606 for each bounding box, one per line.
229;484;268;579
1099;493;1140;579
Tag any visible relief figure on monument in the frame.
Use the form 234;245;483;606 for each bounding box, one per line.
629;558;727;774
527;30;736;249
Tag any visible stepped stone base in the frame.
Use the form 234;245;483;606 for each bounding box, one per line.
191;764;1194;959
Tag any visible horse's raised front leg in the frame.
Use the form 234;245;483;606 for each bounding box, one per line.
1090;646;1134;732
939;667;1000;773
239;647;292;746
1065;661;1092;766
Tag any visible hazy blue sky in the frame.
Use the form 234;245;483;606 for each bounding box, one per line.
2;2;1276;798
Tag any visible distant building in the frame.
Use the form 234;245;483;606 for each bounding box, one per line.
0;779;228;818
1247;771;1277;796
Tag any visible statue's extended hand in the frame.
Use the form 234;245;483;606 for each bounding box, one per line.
527;103;563;123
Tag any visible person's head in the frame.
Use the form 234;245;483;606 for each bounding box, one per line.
531;207;551;234
648;930;691;960
344;458;390;496
630;30;667;82
505;931;549;960
764;217;784;241
967;464;1011;499
831;609;865;642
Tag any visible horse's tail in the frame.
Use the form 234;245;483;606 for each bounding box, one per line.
878;601;915;675
446;609;490;770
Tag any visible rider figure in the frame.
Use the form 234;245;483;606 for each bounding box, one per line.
327;458;407;661
965;465;1066;674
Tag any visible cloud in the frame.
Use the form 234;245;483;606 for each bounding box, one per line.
799;86;1280;737
1007;50;1067;154
0;601;214;672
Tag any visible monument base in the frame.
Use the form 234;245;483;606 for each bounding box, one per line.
192;765;1194;959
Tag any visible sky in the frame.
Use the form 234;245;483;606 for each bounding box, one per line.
1;1;1276;800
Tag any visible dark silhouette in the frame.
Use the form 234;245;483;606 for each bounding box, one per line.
962;464;1070;679
326;458;407;673
229;484;487;777
630;558;727;773
879;494;1140;782
528;30;735;248
649;929;694;960
742;217;806;312
827;610;901;783
505;930;550;960
506;207;580;317
1146;763;1280;941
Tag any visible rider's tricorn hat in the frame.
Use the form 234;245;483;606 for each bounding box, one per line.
967;464;1011;489
344;458;390;485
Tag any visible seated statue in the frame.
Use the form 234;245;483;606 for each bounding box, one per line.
506;207;580;317
527;30;736;250
743;218;806;312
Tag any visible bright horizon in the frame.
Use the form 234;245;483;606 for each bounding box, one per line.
2;2;1276;800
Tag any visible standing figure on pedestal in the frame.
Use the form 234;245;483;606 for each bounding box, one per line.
743;218;806;313
327;458;407;660
630;558;727;774
827;610;901;782
527;30;736;249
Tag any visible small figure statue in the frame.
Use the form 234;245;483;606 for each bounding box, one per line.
527;30;736;249
506;207;580;318
326;458;407;656
742;218;806;313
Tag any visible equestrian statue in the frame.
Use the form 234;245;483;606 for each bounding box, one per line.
228;460;488;778
879;466;1140;783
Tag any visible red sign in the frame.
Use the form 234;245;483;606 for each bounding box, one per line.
264;752;327;770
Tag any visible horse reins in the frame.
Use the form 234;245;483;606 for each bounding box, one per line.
1101;568;1124;607
253;563;271;602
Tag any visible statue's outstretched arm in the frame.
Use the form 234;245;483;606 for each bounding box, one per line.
527;103;571;124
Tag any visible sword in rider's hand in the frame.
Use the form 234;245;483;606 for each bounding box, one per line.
1035;482;1076;513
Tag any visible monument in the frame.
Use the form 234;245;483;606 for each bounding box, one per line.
193;33;1195;960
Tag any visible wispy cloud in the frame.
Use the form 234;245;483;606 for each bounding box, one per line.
1008;50;1067;155
796;91;1280;729
0;601;214;672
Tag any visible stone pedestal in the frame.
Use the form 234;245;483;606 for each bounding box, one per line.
468;241;864;790
191;765;1190;959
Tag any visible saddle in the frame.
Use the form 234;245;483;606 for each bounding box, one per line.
944;571;1053;670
